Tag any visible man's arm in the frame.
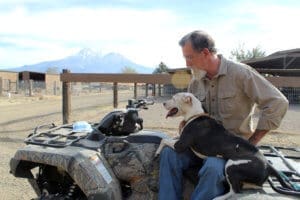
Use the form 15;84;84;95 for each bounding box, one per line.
240;67;288;139
248;129;269;145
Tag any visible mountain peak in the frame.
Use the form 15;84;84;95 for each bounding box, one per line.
77;48;101;59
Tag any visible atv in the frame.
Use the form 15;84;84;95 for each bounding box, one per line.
9;98;300;199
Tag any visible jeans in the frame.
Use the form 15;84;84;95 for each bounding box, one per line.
159;147;226;200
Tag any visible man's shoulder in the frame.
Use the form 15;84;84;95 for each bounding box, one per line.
221;56;251;70
221;56;257;76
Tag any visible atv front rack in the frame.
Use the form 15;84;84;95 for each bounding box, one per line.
259;145;300;197
24;123;89;148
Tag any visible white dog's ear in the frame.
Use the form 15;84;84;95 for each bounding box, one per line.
182;95;192;105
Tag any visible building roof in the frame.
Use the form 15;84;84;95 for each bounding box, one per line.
0;70;19;73
243;48;300;70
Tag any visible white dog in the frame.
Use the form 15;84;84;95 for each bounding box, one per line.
155;92;205;156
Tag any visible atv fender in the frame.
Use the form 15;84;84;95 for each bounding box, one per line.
10;145;122;199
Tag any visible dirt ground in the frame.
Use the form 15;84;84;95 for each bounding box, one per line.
0;94;299;200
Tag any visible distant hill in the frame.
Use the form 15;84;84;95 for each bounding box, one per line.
7;48;154;74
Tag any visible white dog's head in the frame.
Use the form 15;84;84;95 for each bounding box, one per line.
163;92;204;121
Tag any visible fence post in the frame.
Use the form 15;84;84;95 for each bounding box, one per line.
22;71;30;96
62;69;71;124
134;83;137;99
145;83;149;97
16;80;19;94
89;83;92;93
0;77;2;96
158;84;162;97
152;84;156;96
8;80;11;92
113;82;118;108
29;80;33;96
54;81;57;95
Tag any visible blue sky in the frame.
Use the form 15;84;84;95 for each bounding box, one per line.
0;0;299;69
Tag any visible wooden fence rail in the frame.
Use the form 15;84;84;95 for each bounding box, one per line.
60;70;175;123
60;72;172;84
60;69;300;124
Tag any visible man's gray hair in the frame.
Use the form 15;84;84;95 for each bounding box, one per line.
179;30;217;53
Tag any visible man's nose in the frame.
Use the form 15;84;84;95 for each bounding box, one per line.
186;60;191;67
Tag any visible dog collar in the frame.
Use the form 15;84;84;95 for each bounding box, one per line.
185;113;210;123
179;113;210;134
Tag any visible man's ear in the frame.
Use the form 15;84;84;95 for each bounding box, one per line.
202;48;211;56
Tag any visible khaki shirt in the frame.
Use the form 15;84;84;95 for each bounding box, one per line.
188;55;289;138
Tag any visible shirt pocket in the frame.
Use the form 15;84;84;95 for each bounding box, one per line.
218;90;236;118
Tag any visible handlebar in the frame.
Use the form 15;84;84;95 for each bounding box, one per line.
126;98;154;109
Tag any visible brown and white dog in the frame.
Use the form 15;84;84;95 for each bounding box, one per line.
156;92;294;200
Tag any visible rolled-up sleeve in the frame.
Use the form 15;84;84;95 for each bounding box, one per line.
241;68;289;130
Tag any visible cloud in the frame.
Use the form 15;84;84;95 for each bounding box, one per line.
1;6;179;41
212;2;300;56
0;5;189;67
1;1;299;68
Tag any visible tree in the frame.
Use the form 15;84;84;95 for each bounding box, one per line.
230;43;266;62
46;66;59;74
121;66;137;73
153;62;169;74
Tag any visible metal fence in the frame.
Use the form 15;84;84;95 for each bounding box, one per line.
2;79;18;93
18;80;46;95
279;87;300;104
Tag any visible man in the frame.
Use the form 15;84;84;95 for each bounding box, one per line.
159;30;289;200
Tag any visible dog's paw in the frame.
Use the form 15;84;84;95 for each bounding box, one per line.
155;138;178;157
155;139;166;157
155;145;163;157
155;151;163;158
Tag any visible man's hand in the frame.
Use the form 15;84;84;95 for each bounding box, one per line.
248;129;269;145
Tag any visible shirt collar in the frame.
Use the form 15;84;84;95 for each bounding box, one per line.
202;54;227;80
217;54;228;76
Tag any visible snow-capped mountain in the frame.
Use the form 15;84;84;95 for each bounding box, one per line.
8;48;153;74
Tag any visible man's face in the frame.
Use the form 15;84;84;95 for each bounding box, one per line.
182;41;206;70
